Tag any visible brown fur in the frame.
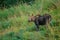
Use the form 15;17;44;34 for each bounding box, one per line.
28;14;51;31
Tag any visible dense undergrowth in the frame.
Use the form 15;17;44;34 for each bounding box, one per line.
0;0;60;40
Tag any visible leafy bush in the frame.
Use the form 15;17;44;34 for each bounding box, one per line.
0;0;35;9
0;21;11;30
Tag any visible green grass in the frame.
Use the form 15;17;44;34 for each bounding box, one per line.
0;0;60;40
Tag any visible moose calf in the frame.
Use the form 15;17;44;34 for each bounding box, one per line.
28;14;51;31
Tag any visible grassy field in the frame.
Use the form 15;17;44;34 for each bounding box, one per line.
0;0;60;40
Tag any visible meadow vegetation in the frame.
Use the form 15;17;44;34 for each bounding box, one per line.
0;0;60;40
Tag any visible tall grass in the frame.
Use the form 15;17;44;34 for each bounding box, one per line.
0;0;60;40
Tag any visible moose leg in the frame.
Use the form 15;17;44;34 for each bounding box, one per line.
35;21;39;31
35;25;39;31
45;19;50;31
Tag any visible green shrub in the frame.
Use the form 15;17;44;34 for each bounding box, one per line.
0;21;11;30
